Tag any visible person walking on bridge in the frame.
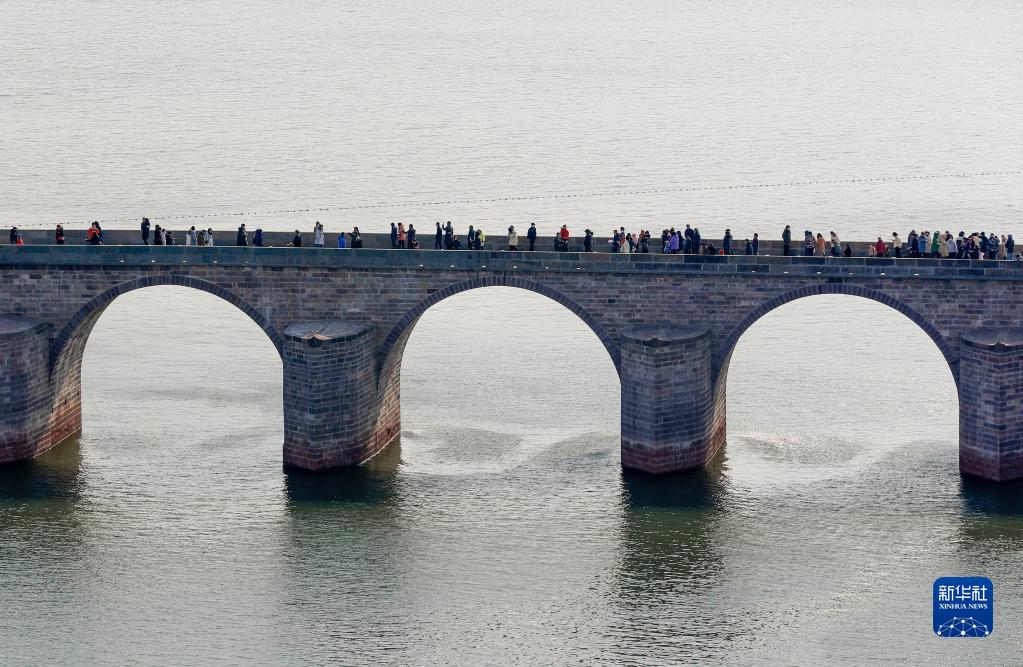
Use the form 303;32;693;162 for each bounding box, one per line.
397;223;407;249
140;217;150;245
314;221;324;248
891;232;901;258
187;226;198;246
237;223;248;246
435;222;443;250
390;223;398;249
9;226;17;244
527;222;537;251
55;224;64;245
253;228;264;246
722;228;733;255
153;224;164;245
407;224;417;248
507;225;518;251
782;225;791;256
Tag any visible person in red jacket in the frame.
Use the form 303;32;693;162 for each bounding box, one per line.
874;237;886;258
559;224;570;241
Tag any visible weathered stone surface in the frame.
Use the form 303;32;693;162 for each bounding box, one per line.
0;244;1019;481
621;327;724;473
0;317;56;462
282;321;392;470
959;330;1023;481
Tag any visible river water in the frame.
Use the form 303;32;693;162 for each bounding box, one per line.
2;1;1022;664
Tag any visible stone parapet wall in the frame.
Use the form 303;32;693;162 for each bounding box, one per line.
5;228;976;258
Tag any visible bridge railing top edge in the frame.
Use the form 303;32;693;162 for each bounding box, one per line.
0;245;1021;279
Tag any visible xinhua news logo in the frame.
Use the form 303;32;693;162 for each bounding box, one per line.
933;577;993;638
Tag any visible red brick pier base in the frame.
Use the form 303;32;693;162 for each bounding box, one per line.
959;329;1023;482
620;326;726;474
282;320;396;470
0;317;55;463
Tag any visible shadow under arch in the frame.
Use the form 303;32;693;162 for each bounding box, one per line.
47;275;284;446
715;282;960;386
377;276;621;378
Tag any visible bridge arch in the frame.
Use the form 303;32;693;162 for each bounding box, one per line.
377;276;621;376
51;274;283;369
371;277;620;456
48;275;283;446
715;283;959;385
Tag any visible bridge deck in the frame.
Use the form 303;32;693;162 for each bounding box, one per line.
1;244;1021;281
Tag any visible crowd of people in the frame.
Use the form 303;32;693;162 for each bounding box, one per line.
5;220;1021;260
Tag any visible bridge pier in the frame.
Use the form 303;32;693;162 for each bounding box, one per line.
0;317;54;463
620;326;725;474
282;320;396;470
959;330;1023;482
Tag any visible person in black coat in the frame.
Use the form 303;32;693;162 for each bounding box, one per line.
236;224;248;246
435;222;443;250
390;223;398;249
527;223;537;251
141;218;150;245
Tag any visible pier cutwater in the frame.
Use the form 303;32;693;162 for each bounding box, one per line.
1;242;1022;482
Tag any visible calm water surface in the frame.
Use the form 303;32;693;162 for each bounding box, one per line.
2;0;1023;664
1;288;1021;665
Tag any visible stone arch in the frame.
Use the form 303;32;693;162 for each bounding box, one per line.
716;282;959;384
372;276;620;452
51;274;283;369
377;276;621;375
47;275;283;446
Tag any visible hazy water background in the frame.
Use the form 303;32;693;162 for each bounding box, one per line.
1;0;1021;238
2;0;1023;664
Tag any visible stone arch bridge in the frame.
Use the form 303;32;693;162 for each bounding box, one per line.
1;244;1021;482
